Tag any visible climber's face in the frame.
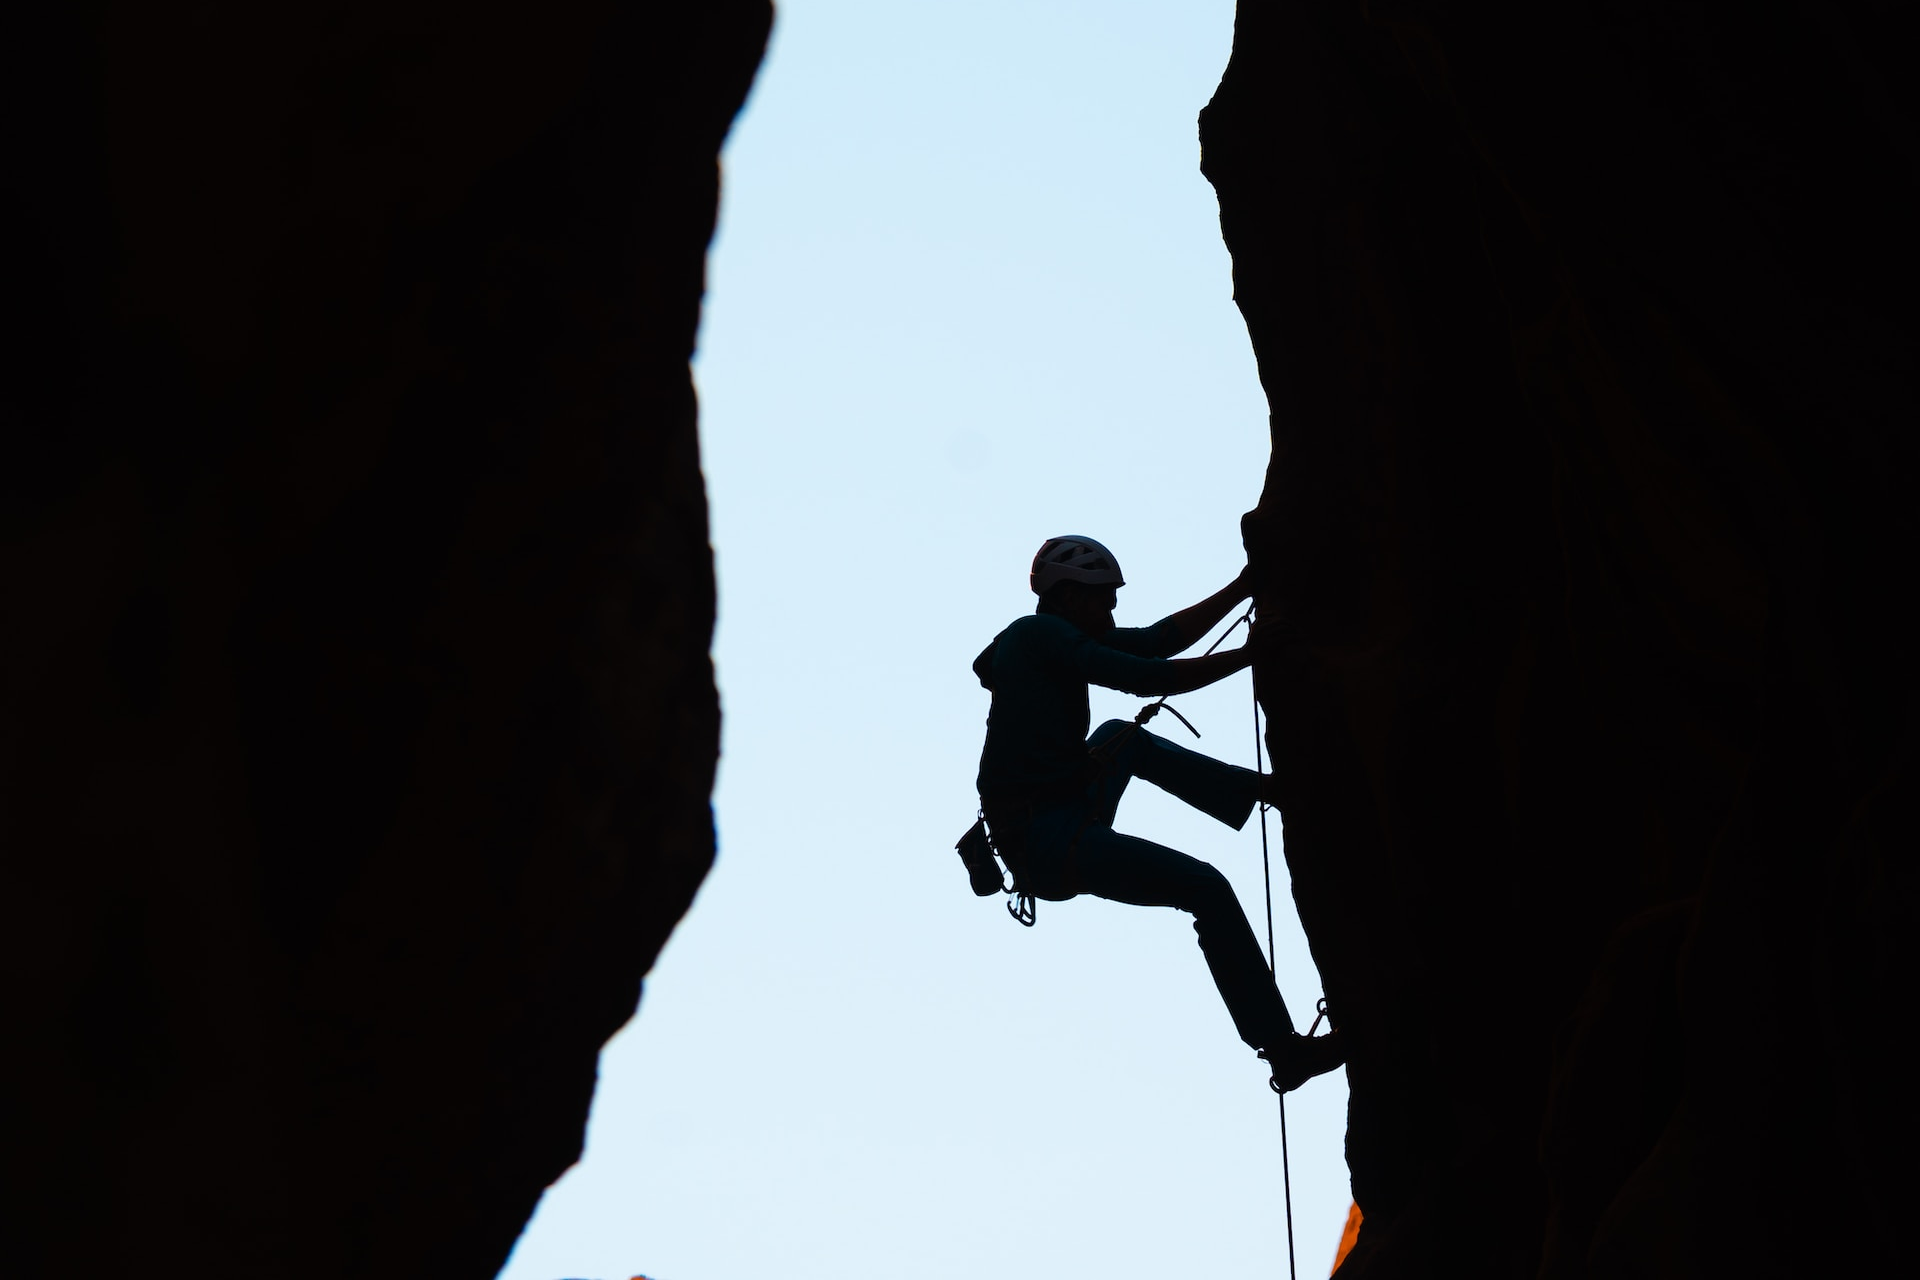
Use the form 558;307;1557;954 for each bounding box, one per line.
1060;582;1119;637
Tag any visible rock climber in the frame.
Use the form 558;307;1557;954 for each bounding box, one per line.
973;535;1344;1093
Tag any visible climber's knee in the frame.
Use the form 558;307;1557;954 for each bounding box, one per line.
1199;860;1234;902
1171;859;1235;916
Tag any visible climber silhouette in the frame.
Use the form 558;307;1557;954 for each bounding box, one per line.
973;536;1344;1092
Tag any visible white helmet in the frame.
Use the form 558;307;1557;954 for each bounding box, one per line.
1030;535;1125;595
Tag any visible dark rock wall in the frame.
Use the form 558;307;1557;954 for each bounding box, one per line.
2;4;768;1276
1201;3;1915;1277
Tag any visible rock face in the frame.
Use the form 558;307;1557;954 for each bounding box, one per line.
1;5;767;1277
1200;4;1915;1277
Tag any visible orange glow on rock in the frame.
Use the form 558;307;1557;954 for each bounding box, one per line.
1331;1201;1362;1274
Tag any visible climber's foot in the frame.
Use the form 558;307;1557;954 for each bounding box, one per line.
1259;1031;1345;1094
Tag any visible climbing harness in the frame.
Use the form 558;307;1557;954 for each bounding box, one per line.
964;800;1037;925
956;809;1039;924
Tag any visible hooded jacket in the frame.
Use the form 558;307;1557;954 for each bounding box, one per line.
973;612;1184;799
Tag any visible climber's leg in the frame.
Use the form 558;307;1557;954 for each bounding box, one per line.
1072;823;1296;1050
1083;720;1139;826
1086;721;1260;831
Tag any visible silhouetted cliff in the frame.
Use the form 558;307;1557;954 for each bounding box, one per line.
1;5;767;1276
1201;3;1915;1276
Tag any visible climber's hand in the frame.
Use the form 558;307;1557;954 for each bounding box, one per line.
1249;611;1302;658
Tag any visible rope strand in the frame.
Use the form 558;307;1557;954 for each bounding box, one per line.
1253;641;1298;1280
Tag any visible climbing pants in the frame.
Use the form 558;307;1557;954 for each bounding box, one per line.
988;720;1298;1052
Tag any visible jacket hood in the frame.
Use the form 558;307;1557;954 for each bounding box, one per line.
973;636;1000;690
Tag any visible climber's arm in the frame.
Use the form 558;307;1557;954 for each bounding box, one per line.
1076;637;1254;698
1155;565;1255;653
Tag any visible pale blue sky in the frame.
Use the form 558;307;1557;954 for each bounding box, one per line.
500;4;1352;1277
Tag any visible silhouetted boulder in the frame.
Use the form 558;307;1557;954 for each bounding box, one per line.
1;5;767;1276
1201;4;1916;1276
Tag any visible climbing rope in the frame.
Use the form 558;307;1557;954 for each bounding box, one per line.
1253;645;1344;1280
1101;603;1312;1278
1252;670;1301;1280
1116;603;1319;1280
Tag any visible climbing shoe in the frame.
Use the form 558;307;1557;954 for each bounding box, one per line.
1259;1031;1345;1094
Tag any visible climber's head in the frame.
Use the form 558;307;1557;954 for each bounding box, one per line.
1031;535;1123;635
